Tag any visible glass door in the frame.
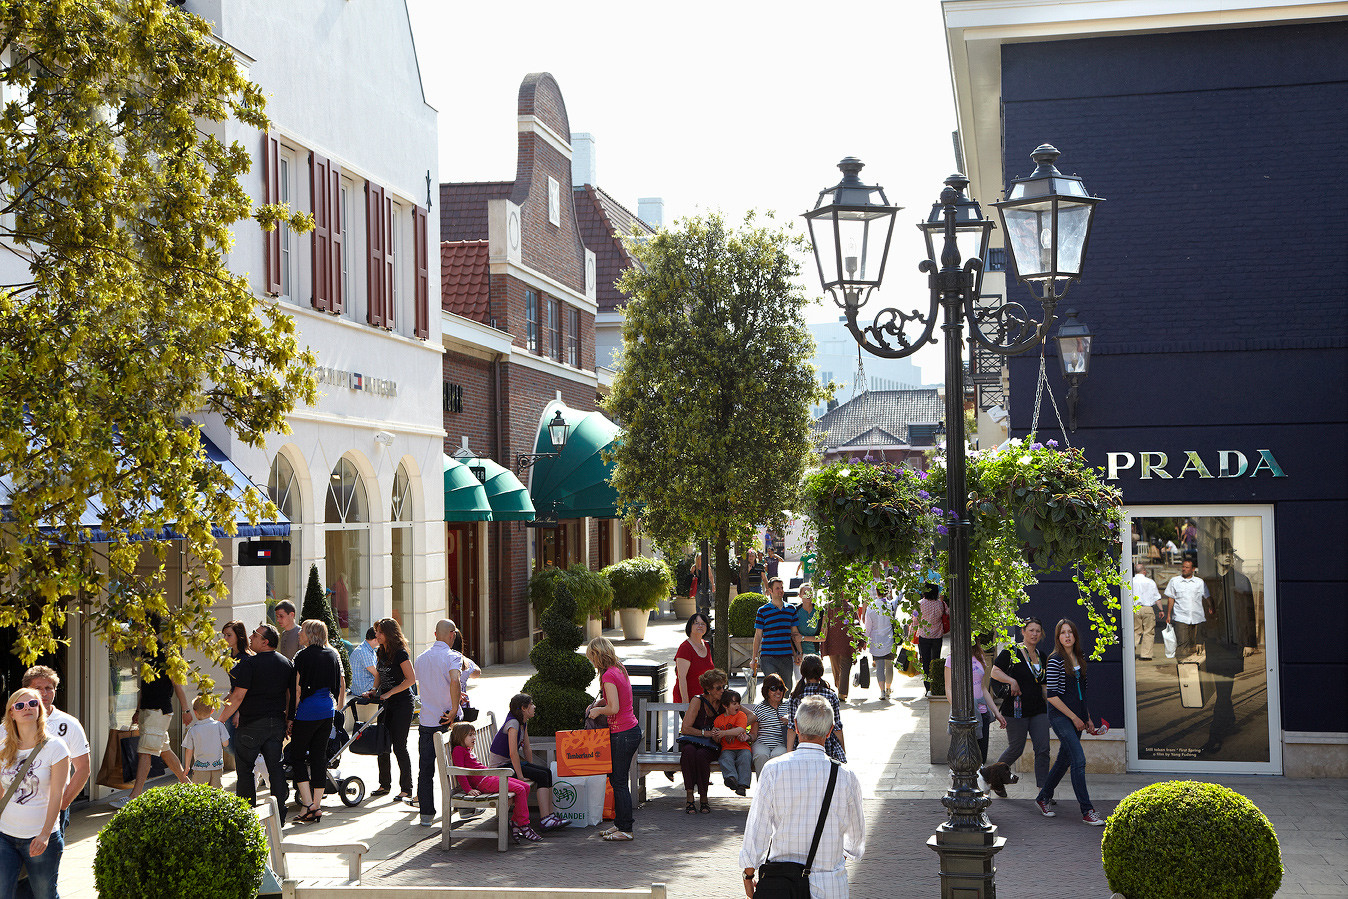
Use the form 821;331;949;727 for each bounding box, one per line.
1123;506;1280;774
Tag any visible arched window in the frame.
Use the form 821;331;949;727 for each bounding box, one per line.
325;457;370;642
267;453;303;616
390;464;413;630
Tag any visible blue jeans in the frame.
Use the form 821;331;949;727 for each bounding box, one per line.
759;654;795;691
1038;715;1093;814
3;826;64;899
608;725;642;834
417;724;442;818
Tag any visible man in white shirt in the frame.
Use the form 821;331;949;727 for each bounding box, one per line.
1130;564;1163;660
413;619;462;827
23;665;89;834
740;696;865;899
1165;558;1212;661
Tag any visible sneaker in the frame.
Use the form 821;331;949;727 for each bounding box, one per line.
419;814;435;827
1035;799;1056;818
1082;809;1106;826
725;776;740;792
110;796;131;809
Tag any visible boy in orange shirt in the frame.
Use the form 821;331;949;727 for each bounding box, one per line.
714;689;753;796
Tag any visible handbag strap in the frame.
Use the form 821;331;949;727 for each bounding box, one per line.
803;760;841;876
0;737;49;821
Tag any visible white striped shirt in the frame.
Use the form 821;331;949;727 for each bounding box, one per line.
751;702;789;749
739;743;866;899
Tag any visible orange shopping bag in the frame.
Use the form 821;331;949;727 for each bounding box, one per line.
603;779;615;820
555;728;613;776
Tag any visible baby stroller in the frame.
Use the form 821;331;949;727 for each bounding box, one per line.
286;696;381;808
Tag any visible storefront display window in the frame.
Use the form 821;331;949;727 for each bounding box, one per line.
325;457;370;644
1124;506;1280;773
390;464;412;630
266;453;302;619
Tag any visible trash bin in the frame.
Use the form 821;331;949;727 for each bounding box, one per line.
626;662;668;704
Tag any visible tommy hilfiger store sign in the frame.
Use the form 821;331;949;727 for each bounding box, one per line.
1106;449;1286;481
313;365;398;398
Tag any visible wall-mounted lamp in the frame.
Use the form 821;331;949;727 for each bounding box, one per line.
1055;309;1093;432
373;430;395;446
516;411;571;473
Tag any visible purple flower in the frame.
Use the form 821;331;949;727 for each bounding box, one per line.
1047;439;1059;448
918;490;930;499
918;470;929;480
1031;442;1043;450
936;525;949;536
933;507;944;516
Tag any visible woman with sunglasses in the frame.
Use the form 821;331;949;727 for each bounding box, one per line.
0;688;69;899
749;673;790;774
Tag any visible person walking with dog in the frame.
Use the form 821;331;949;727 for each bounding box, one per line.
983;617;1050;797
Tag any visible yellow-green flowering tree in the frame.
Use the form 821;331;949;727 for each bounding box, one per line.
0;0;315;691
604;212;829;670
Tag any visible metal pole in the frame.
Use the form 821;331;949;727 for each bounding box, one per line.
927;183;1005;897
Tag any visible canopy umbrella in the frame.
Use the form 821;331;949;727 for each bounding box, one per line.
458;456;534;522
443;454;493;522
528;405;622;519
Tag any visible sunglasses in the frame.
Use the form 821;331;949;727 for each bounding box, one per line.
11;699;40;710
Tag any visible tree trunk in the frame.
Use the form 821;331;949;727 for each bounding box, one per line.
713;525;731;672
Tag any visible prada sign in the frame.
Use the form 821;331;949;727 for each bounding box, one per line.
1106;450;1286;481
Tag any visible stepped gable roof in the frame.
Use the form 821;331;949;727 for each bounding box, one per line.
439;181;512;243
813;388;943;450
573;184;656;313
441;240;490;324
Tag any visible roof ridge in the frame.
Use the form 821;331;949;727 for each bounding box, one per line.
441;238;490;246
584;183;657;234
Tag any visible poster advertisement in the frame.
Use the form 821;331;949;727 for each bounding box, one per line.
1127;513;1270;765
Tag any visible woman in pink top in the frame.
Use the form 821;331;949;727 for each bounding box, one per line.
909;583;949;695
585;636;641;842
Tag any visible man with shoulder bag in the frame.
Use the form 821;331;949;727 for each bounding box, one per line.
739;695;865;899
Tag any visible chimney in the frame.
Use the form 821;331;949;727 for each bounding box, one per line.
638;197;664;227
571;132;596;187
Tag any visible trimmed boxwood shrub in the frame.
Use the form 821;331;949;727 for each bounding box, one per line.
604;556;674;611
728;592;763;638
521;584;596;736
1102;780;1282;899
95;783;267;899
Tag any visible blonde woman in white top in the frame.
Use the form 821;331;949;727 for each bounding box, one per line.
0;687;70;899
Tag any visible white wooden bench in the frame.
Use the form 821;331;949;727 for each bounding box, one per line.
633;700;685;804
433;711;511;852
255;795;368;886
281;883;668;899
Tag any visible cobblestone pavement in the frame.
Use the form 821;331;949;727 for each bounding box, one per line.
55;613;1348;897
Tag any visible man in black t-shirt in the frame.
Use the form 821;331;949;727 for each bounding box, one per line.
216;623;295;817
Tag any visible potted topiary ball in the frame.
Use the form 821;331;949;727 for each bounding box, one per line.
1102;780;1283;899
95;783;268;899
727;591;763;674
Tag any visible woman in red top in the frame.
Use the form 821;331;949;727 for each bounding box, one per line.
673;613;714;707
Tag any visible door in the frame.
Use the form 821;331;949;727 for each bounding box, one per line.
446;524;480;660
1123;506;1280;774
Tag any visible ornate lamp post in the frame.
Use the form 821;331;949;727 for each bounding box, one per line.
515;410;571;473
804;145;1101;898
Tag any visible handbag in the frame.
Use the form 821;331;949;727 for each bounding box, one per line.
676;733;719;751
348;720;392;756
940;606;951;636
689;574;699;599
583;699;608;731
754;760;840;899
0;738;49;820
857;655;870;690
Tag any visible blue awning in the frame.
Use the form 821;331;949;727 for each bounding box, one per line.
1;431;289;543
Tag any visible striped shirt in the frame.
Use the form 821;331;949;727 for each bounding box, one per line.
756;602;798;656
751;702;789;750
788;683;846;762
1045;655;1089;722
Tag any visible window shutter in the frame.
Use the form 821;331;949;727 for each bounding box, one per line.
329;162;344;314
309;152;331;312
366;181;385;327
384;195;395;331
263;132;281;295
413;205;429;339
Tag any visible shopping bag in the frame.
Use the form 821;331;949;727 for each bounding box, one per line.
603;779;615;820
348;721;392;756
555;727;612;776
550;762;606;827
96;729;138;790
858;655;870;690
1161;624;1177;659
899;646;921;678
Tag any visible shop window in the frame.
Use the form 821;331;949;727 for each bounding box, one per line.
390;464;412;631
266;453;303;619
325;457;370;644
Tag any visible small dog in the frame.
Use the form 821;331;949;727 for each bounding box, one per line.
979;761;1019;798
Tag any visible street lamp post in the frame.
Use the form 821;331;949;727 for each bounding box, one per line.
804;145;1101;898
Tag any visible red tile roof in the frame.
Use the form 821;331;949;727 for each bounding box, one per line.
573;184;656;313
441;240;490;324
439;182;512;243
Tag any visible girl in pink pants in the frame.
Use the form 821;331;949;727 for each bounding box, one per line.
450;723;543;842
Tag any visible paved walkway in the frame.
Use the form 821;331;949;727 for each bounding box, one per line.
55;616;1348;897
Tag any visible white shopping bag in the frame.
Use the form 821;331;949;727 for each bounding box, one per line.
550;762;606;827
1161;624;1177;659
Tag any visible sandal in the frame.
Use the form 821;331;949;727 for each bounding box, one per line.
602;830;634;841
699;800;712;814
598;824;619;837
294;807;322;824
403;796;419;808
395;792;413;802
684;801;696;815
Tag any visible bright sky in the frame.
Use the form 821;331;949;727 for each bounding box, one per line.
406;0;964;383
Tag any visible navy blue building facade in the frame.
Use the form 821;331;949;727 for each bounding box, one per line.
999;21;1347;770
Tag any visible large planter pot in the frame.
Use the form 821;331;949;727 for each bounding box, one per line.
672;595;696;620
729;636;756;678
619;607;650;641
585;617;603;641
928;693;951;765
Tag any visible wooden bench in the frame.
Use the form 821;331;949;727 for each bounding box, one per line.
281;883;667;899
633;700;685;804
255;796;368;887
433;710;512;852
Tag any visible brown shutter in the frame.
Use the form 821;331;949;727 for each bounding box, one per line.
384;195;395;331
329;162;344;314
263;133;281;295
366;181;385;327
413;205;429;339
309;152;331;311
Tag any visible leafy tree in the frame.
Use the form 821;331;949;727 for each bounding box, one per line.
0;1;315;691
300;564;351;682
604;212;828;669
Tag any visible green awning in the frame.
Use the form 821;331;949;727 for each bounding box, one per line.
458;456;535;522
528;404;622;519
443;454;493;522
